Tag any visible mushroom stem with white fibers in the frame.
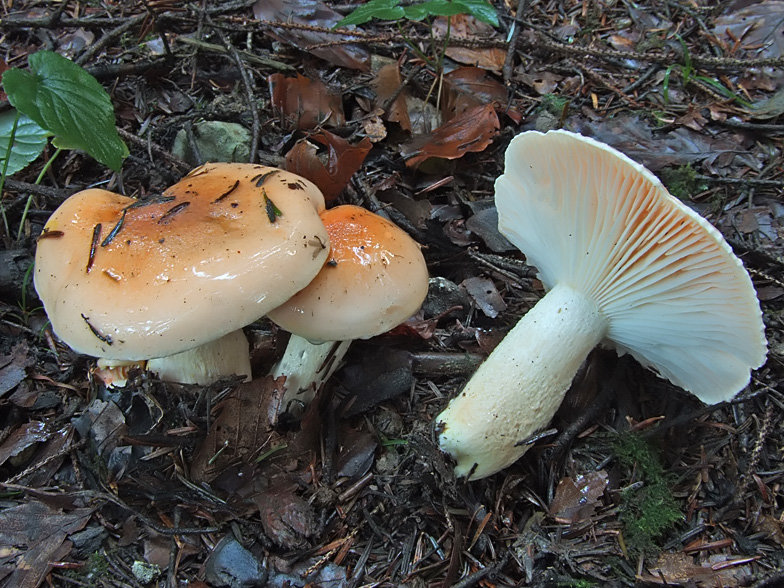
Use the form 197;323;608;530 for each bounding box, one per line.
437;283;607;479
146;329;252;386
436;129;767;481
270;337;351;408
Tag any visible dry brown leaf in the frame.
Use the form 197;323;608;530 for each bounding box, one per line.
441;67;508;121
284;131;372;203
373;63;412;132
268;73;346;130
253;0;370;71
402;103;499;168
433;15;506;73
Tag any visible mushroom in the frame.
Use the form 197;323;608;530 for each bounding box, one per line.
436;130;767;480
266;204;429;409
34;163;330;385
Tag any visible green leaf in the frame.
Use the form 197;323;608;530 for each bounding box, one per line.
404;0;467;21
2;51;128;171
337;0;498;27
0;110;50;176
335;0;404;27
454;0;499;26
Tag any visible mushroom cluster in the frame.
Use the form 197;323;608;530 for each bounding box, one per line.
35;163;330;385
35;163;430;397
436;130;767;480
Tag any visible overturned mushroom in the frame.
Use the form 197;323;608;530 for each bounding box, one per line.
34;163;330;385
267;205;429;410
436;130;767;480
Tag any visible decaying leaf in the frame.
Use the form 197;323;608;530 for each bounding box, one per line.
268;73;346;130
713;2;784;60
550;470;609;524
336;426;377;479
402;103;499;168
572;113;759;172
0;341;31;398
340;348;414;417
190;376;286;483
639;552;756;586
284;131;372;202
0;421;49;468
460;276;506;319
254;482;318;548
253;0;370;71
0;501;93;588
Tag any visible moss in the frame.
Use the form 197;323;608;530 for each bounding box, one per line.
660;164;708;200
613;433;683;555
540;94;570;118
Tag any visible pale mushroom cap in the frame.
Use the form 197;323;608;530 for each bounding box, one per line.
267;205;429;341
34;163;330;360
497;130;767;403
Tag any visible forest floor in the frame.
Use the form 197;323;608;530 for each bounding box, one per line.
1;1;783;586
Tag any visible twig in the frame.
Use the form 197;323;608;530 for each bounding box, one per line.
451;553;510;588
74;13;147;66
175;35;293;71
116;127;191;174
503;0;527;87
696;174;784;189
208;18;261;163
2;178;75;202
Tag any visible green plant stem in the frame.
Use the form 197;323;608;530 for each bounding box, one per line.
0;111;21;240
16;147;62;240
398;21;432;67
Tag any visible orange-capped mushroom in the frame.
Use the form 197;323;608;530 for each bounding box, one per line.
268;205;429;407
34;163;330;385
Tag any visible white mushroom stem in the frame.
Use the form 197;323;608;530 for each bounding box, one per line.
146;330;252;386
270;336;352;409
436;283;608;480
94;330;252;387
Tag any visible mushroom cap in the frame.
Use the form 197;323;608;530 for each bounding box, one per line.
267;205;429;341
34;163;330;360
496;130;766;403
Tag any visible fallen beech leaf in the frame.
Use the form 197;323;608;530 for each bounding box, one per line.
402;103;499;168
373;62;412;132
433;15;506;73
190;377;286;483
550;470;608;524
284;130;372;202
268;73;345;130
441;67;508;121
253;0;370;71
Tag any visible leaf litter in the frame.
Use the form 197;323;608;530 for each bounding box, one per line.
0;0;783;586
